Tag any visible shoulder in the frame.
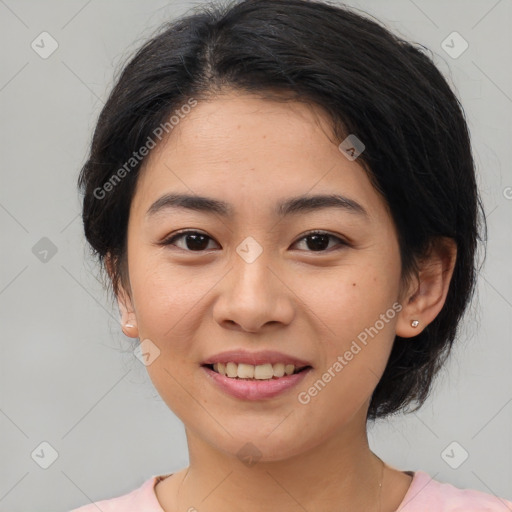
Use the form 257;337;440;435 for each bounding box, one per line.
69;474;169;512
398;470;512;511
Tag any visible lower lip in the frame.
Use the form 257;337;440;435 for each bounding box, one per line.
201;365;312;400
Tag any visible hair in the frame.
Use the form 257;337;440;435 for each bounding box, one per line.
77;0;485;421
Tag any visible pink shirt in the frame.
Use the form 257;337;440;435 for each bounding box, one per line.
70;470;512;511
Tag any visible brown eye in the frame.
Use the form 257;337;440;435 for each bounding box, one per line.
160;229;348;253
161;230;219;252
292;231;348;252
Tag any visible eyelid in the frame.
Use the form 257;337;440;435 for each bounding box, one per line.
296;229;350;245
291;230;350;252
159;228;350;252
159;229;219;250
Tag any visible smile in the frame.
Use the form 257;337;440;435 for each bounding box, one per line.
204;362;310;380
201;364;312;400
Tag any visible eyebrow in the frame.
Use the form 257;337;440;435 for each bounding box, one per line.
145;192;368;219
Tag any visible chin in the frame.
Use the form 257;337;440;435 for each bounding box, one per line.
207;428;319;465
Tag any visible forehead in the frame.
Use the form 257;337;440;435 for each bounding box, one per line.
131;93;386;221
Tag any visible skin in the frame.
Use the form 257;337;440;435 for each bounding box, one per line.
111;90;457;512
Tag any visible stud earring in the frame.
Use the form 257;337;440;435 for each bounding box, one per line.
411;320;419;328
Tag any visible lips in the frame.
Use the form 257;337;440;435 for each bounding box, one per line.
202;364;312;400
201;349;313;368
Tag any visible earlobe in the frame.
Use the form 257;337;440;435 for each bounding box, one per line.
121;321;139;338
106;252;139;338
118;287;139;338
396;237;457;338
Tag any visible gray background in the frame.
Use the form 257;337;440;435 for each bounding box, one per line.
0;0;511;510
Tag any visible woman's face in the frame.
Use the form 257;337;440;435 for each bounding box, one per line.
118;91;407;460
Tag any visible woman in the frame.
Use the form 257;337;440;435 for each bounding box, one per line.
71;0;512;510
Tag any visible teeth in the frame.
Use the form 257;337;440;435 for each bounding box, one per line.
226;362;238;378
237;363;255;379
211;362;302;379
273;363;285;377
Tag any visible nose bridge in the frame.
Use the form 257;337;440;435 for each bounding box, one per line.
231;235;276;298
213;236;293;331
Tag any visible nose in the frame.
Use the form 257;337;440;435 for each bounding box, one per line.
213;251;295;333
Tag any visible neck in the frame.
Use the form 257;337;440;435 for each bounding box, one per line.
170;425;385;512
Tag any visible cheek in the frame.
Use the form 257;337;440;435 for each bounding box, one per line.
297;260;400;339
296;277;399;424
129;258;211;356
294;259;401;401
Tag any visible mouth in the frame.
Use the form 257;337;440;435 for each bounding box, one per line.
201;361;313;400
202;362;312;380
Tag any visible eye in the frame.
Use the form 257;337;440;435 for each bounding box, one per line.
292;230;348;252
160;230;220;252
159;229;349;253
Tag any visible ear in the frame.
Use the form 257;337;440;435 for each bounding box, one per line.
395;237;457;338
106;253;139;339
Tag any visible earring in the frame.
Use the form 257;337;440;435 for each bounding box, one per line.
411;320;419;328
124;323;135;329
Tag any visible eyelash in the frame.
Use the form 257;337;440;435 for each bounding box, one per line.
159;229;349;253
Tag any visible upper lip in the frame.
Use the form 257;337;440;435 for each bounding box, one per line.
202;349;312;368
